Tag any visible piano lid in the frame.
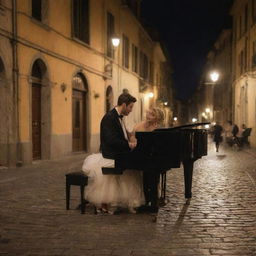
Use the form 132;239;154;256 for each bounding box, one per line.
154;122;211;132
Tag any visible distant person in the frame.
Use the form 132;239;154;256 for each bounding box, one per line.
212;122;223;152
228;120;239;137
226;120;239;146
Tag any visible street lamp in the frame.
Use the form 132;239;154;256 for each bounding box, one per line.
111;35;120;48
147;92;154;98
209;71;219;82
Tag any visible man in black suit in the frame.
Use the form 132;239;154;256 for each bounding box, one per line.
100;92;137;159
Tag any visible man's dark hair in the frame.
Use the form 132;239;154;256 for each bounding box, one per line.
117;92;137;106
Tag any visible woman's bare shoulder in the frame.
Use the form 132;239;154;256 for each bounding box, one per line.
133;121;146;132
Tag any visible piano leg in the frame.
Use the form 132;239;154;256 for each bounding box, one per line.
183;160;194;198
143;170;160;212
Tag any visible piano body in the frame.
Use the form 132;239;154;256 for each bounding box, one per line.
103;123;209;211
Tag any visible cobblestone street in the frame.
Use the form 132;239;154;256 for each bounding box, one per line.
0;143;256;256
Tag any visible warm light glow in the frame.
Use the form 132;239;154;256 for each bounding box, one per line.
205;124;210;129
173;117;178;121
164;101;168;106
210;71;219;82
111;36;120;47
202;112;206;117
205;108;210;113
148;92;154;98
192;118;197;123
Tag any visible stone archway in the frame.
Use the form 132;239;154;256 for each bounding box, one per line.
72;73;88;152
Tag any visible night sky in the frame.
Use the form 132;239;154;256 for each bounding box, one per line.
140;0;234;101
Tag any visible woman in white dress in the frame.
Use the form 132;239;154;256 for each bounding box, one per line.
82;107;165;214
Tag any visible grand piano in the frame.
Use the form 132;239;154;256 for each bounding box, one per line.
102;123;209;212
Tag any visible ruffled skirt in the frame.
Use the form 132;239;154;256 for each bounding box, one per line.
82;153;145;208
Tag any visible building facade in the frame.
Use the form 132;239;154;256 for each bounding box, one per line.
195;29;232;126
0;0;173;167
231;0;256;147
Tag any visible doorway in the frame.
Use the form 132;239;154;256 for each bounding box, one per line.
72;73;88;152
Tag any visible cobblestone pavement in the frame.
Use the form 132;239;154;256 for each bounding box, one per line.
0;143;256;256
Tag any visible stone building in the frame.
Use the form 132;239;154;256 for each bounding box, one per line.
230;0;256;147
195;29;232;126
0;0;173;167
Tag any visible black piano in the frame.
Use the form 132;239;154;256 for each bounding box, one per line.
103;123;209;212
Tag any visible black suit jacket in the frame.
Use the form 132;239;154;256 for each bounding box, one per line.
100;108;130;159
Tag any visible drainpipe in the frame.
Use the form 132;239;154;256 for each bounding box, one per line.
11;0;21;166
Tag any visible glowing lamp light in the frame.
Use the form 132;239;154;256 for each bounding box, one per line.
173;117;178;121
164;101;168;106
210;71;219;82
148;92;154;98
205;124;210;129
111;36;120;47
192;118;197;123
205;108;210;113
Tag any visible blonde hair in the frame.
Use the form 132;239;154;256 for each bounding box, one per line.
151;107;165;125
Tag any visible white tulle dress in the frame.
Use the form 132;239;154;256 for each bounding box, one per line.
82;153;145;208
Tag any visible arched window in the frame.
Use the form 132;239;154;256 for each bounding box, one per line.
106;86;113;113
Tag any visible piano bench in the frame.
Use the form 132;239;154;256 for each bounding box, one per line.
102;167;123;175
65;171;88;214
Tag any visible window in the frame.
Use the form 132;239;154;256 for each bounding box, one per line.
143;53;148;80
252;40;256;67
73;0;90;44
245;38;248;70
132;44;138;73
32;0;42;21
244;4;248;32
239;50;244;74
252;0;256;24
149;61;154;83
253;40;256;55
139;51;148;80
107;12;115;58
31;0;48;23
122;34;129;69
239;15;242;38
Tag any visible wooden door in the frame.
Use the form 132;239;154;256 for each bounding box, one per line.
72;90;86;151
32;84;41;159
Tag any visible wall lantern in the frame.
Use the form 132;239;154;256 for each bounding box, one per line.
60;83;67;92
111;35;120;48
147;92;154;98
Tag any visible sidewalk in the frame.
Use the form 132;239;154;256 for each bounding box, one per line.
0;147;256;256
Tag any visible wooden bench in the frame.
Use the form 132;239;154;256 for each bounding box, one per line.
65;171;88;214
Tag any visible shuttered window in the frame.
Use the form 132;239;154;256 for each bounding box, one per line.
122;34;129;69
73;0;90;44
107;12;115;58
